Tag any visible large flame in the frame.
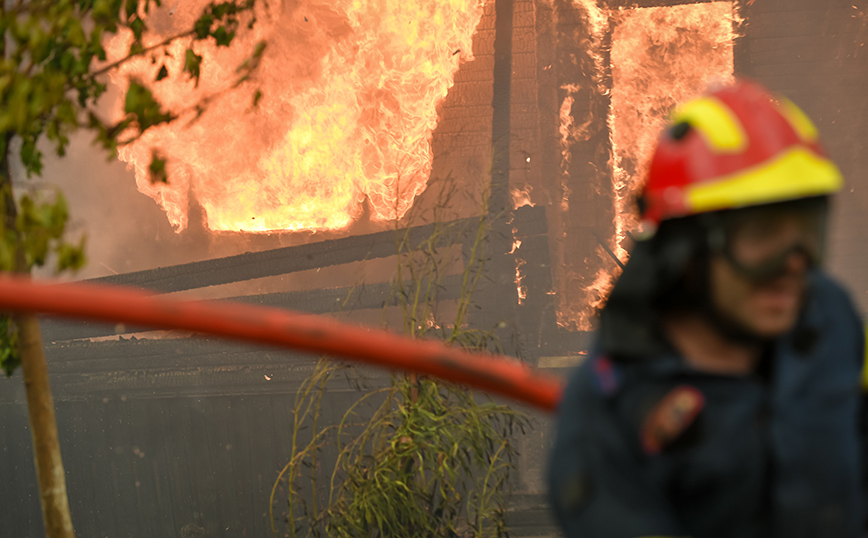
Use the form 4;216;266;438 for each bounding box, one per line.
106;0;485;233
560;0;739;330
609;2;740;254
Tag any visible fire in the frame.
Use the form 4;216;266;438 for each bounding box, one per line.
515;258;527;304
510;185;535;209
609;2;740;256
557;87;578;214
571;1;609;94
561;0;739;330
512;225;527;304
105;0;486;233
554;0;609;331
509;238;522;255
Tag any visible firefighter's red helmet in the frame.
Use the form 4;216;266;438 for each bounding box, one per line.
639;79;842;233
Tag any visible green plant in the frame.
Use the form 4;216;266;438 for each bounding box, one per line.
271;182;526;538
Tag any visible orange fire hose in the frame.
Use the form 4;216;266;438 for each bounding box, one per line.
0;275;565;412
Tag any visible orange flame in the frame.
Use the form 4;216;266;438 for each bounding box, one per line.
609;2;740;256
106;0;486;233
512;230;527;305
509;238;522;255
510;221;526;303
510;185;535;209
515;257;527;305
557;88;578;214
561;0;739;330
570;0;609;93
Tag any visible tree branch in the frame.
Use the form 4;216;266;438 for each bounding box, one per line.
88;28;197;79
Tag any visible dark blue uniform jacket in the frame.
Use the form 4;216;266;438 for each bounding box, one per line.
548;273;865;538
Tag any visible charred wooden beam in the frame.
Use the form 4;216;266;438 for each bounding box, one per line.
46;206;546;343
489;0;514;218
41;273;468;343
478;0;521;356
513;206;557;353
0;335;391;403
87;217;480;293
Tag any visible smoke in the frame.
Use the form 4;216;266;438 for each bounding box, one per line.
25;132;211;280
19;0;496;287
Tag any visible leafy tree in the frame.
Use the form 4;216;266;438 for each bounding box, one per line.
0;2;264;536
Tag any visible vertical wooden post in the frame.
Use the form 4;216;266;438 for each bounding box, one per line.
484;0;523;357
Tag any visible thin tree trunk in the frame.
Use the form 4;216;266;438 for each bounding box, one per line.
1;139;76;537
17;313;76;538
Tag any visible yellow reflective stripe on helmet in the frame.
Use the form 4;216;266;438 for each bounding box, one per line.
778;97;819;143
672;97;747;153
685;147;843;213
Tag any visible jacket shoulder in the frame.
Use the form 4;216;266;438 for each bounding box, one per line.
811;272;861;322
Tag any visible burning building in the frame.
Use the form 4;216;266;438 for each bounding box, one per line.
93;0;741;336
2;0;868;536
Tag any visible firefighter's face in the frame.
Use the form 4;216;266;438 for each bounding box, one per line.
708;212;814;338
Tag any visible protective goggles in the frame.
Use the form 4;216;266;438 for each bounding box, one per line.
706;197;829;282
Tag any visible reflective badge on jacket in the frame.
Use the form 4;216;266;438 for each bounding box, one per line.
641;385;705;455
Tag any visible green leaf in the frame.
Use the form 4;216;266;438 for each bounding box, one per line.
0;316;22;378
56;236;87;273
148;150;168;183
125;0;139;19
143;0;161;15
57;99;77;125
0;228;15;273
128;40;144;56
183;48;203;86
91;0;117;24
66;20;87;48
48;194;70;237
124;80;173;131
210;3;232;19
90;32;108;61
93;81;108;101
129;16;146;42
20;137;44;177
16;191;72;269
194;13;214;39
156;65;168;81
213;26;235;47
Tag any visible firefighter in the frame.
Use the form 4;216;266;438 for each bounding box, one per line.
547;79;865;538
